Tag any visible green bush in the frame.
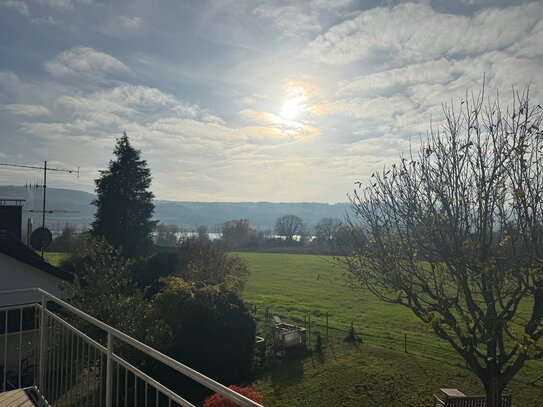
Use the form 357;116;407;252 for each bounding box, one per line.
153;278;256;402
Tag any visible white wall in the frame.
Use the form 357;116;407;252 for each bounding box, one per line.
0;252;64;306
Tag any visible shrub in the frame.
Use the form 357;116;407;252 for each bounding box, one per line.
153;278;256;402
202;385;263;407
134;239;250;297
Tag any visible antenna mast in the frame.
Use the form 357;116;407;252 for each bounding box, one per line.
0;161;80;256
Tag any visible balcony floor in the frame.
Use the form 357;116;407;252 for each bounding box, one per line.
0;389;36;406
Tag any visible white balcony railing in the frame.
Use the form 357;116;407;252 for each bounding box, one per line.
0;288;263;407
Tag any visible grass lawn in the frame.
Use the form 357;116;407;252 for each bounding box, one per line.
42;250;543;405
42;251;66;266
238;252;543;407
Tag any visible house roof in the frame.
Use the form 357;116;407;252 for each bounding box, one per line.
0;230;74;282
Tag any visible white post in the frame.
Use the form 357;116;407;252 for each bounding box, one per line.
106;332;113;407
38;295;46;407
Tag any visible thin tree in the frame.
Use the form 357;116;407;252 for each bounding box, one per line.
91;133;157;258
315;217;342;245
221;219;254;249
275;214;305;243
346;86;543;406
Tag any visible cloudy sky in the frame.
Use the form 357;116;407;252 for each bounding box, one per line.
0;0;541;203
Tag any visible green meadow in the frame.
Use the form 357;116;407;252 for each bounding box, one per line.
43;251;543;405
42;251;66;266
238;252;543;407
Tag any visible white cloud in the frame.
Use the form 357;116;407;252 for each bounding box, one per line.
31;15;57;25
509;16;543;58
39;0;73;10
458;0;529;5
337;59;459;97
252;5;321;38
310;0;352;9
118;16;142;31
56;84;205;124
38;0;92;11
337;51;542;99
304;2;543;66
1;0;29;16
149;117;244;142
240;96;256;105
19;122;75;141
44;47;129;78
1;104;50;116
100;16;144;39
323;96;417;121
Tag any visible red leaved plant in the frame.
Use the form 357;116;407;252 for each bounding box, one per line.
202;385;263;407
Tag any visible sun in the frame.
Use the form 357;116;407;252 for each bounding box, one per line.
280;98;302;120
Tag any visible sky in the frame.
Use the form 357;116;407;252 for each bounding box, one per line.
0;0;542;203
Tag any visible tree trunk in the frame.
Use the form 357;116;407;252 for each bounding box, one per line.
484;377;503;407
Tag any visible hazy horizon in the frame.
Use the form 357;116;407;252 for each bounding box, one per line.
0;184;351;204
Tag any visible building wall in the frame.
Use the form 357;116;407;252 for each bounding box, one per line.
0;205;23;240
0;252;63;306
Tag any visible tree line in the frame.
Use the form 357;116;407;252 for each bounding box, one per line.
151;215;353;254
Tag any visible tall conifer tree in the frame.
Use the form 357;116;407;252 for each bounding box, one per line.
91;133;156;258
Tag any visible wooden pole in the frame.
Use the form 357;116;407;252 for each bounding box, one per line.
404;333;408;353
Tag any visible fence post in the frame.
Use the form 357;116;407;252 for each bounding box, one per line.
106;332;113;407
38;295;46;407
308;316;311;346
326;312;329;342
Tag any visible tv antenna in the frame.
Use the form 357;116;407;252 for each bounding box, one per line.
0;161;80;257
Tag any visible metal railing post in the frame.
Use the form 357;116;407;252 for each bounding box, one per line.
38;295;46;407
106;332;113;407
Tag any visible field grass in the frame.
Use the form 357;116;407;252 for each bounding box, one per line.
42;251;66;266
42;250;543;405
238;252;543;407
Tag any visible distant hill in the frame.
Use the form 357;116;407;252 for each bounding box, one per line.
0;185;96;231
0;186;352;232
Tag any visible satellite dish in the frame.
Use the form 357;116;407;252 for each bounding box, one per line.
30;227;52;251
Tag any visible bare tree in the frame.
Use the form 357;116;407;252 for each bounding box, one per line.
275;214;305;243
314;217;355;255
315;217;342;245
346;86;543;406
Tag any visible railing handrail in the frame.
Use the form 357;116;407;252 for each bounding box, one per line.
0;288;263;407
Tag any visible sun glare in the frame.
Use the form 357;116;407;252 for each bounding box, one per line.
280;98;301;120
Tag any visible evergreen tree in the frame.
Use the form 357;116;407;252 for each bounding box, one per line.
91;133;157;258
